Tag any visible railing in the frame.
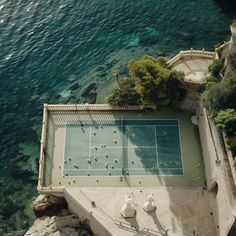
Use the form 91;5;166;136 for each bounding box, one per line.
46;104;153;111
38;186;65;194
113;220;167;235
167;49;215;67
37;104;49;191
214;41;230;60
215;41;230;52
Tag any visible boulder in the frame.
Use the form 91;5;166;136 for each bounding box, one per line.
96;65;107;72
84;90;97;104
32;195;67;213
67;74;77;82
81;82;97;97
81;82;97;104
69;82;81;91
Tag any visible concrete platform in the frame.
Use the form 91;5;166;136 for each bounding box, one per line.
65;187;216;236
172;58;213;84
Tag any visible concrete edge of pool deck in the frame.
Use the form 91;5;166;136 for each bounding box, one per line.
44;110;205;188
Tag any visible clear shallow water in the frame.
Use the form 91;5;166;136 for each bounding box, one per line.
0;0;235;233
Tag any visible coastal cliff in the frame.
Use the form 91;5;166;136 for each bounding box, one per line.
24;195;93;236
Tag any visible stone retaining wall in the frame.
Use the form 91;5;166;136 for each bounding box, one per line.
198;104;236;236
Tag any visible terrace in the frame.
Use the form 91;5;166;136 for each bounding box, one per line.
37;104;216;236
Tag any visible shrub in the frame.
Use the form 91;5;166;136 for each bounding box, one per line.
208;59;224;78
214;109;236;134
226;135;236;154
203;71;236;116
107;77;141;106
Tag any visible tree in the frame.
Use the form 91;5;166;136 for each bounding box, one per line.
113;69;120;85
107;77;141;106
203;71;236;116
107;55;186;108
128;55;185;107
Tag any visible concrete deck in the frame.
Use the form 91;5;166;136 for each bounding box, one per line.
65;187;216;236
172;58;213;84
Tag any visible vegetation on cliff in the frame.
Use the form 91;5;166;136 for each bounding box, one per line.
202;59;236;153
107;55;186;108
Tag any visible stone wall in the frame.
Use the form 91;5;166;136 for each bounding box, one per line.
198;105;236;236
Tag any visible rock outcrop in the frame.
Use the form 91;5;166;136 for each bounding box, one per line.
32;195;67;217
25;195;93;236
24;215;88;236
32;195;67;212
225;21;236;73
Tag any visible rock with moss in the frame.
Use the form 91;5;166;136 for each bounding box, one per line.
32;195;67;217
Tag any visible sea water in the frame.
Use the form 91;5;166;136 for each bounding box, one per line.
0;0;235;233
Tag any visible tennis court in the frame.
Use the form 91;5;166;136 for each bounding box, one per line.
63;119;183;177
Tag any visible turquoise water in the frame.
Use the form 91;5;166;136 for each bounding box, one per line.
0;0;235;233
64;120;182;176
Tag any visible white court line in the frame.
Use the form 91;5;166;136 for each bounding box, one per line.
154;125;159;166
89;146;157;149
64;167;183;171
125;125;178;127
63;174;184;177
65;120;184;175
118;118;179;121
177;119;184;175
89;127;91;170
62;124;68;175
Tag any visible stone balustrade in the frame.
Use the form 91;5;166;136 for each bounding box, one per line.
167;49;215;67
46;104;149;111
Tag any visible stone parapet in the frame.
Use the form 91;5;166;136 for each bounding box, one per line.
167;49;215;67
197;104;236;236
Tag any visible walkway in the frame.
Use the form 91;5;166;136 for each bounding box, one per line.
65;187;216;236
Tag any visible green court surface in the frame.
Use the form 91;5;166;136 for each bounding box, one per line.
63;119;183;177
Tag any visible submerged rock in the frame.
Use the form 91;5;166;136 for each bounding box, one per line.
69;82;81;91
95;65;107;72
105;59;118;69
82;90;97;104
81;82;97;97
81;82;97;104
67;74;77;82
98;71;107;78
